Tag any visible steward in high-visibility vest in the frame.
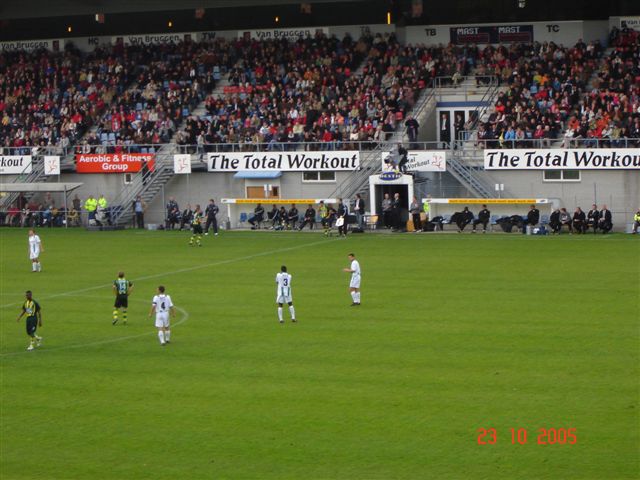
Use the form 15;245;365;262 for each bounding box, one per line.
97;195;108;210
633;210;640;234
422;200;430;220
84;196;98;212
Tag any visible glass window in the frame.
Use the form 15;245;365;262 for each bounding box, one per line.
319;171;336;181
302;171;336;182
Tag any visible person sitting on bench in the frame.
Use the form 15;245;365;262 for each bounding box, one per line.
572;207;586;234
559;208;573;233
454;207;473;232
299;204;316;230
472;204;490;233
287;204;299;230
586;204;600;234
522;204;540;234
249;203;265;229
549;208;561;234
598;205;613;233
267;204;279;228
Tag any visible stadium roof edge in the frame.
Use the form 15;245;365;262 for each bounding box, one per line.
0;0;365;20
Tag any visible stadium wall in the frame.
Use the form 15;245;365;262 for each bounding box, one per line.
45;171;351;224
1;18;614;53
399;20;610;46
486;171;639;219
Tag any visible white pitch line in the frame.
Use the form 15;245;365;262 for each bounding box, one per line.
0;237;331;309
0;304;189;357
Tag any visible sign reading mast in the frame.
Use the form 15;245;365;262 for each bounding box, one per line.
484;149;640;170
207;151;359;172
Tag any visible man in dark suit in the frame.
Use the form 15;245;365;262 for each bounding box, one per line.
353;194;366;230
522;204;540;234
299;204;316;230
472;204;491;233
598;205;613;233
572;207;587;234
337;198;348;237
587;204;600;233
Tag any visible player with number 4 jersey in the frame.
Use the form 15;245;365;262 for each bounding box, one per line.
149;286;175;346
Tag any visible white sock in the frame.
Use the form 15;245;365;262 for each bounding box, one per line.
32;263;36;271
289;306;296;320
355;292;361;303
351;291;357;302
165;330;170;342
37;263;41;271
277;307;283;322
158;330;165;344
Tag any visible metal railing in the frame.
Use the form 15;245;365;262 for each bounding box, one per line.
108;148;176;226
328;85;440;200
432;75;500;102
0;146;75;156
454;136;640;151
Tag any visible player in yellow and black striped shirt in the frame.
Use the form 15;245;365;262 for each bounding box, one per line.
16;290;42;351
189;204;204;247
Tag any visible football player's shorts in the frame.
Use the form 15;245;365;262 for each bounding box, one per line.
349;274;361;289
276;294;293;304
155;312;170;328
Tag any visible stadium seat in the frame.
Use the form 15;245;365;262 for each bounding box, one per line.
365;215;379;230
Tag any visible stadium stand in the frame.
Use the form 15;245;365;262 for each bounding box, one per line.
0;45;133;152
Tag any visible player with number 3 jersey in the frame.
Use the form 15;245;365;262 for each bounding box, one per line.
275;266;296;324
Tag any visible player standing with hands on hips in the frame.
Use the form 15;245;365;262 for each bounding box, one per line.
149;286;175;346
28;229;43;272
276;266;296;324
16;290;42;350
343;253;361;306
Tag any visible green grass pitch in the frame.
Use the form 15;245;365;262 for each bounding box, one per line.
1;228;638;479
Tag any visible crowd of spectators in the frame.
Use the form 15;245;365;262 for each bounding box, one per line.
81;41;219;152
0;45;134;152
2;30;637;155
568;25;640;147
177;33;460;151
468;40;604;148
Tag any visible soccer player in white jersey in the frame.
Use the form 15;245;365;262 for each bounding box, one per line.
343;253;361;306
28;229;43;272
148;286;175;346
275;265;296;323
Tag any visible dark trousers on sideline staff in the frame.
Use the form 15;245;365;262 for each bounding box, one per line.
205;216;218;234
472;219;488;232
412;213;421;231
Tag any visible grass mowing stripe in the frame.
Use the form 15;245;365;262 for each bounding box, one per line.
0;236;332;309
0;299;189;357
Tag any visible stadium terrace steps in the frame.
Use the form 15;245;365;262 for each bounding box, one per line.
109;148;177;227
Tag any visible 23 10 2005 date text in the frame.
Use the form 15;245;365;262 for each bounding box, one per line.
477;427;577;445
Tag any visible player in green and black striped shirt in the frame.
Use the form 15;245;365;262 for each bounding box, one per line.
112;271;133;325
